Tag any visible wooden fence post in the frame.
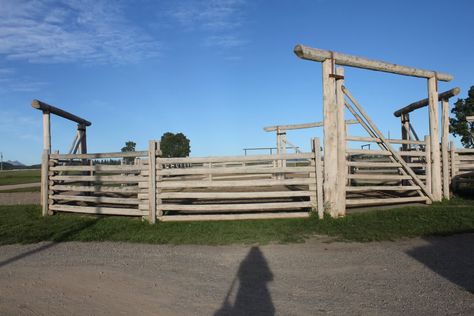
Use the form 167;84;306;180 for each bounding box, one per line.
322;59;338;217
425;135;432;195
441;99;450;200
335;67;346;216
312;137;324;219
428;76;442;201
450;141;456;193
41;149;49;216
156;142;163;219
148;140;157;224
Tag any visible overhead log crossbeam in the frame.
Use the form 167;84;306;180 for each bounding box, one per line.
393;87;460;117
32;99;92;127
294;45;453;82
263;119;358;132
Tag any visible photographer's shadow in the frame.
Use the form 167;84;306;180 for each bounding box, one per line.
215;246;275;316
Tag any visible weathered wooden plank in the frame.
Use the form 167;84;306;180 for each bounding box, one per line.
50;175;147;182
159;191;313;199
148;140;157;223
294;45;453;81
157;153;314;164
50;185;139;193
347;161;401;168
159;212;311;222
346;186;420;192
157;178;314;189
50;151;149;159
50;204;145;216
346;196;428;206
49;195;139;204
441;99;450;200
157;166;313;176
456;148;474;153
159;201;312;212
425;135;432;194
313;138;324;219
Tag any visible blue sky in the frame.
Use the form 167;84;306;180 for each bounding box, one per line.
0;0;473;164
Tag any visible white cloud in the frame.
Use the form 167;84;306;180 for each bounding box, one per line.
0;0;161;64
167;0;247;50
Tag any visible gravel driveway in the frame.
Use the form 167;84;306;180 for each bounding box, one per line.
0;234;473;315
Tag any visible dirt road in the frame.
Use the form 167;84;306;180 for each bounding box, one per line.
0;235;472;315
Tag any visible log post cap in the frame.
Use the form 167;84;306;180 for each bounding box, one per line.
294;44;453;82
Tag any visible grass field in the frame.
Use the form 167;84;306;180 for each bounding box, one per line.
0;170;41;186
0;199;473;245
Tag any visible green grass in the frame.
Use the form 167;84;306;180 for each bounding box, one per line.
0;170;40;186
0;199;473;245
0;187;40;193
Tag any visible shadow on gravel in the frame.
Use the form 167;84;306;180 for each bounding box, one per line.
215;247;275;316
406;234;474;293
0;217;102;268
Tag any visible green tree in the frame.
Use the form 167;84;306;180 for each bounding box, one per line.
160;132;191;157
450;86;474;148
121;141;136;164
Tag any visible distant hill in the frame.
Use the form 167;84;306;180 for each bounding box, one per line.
1;161;40;170
6;160;25;167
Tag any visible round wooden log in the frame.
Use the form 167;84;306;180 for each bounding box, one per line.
393;87;460;117
294;44;453;82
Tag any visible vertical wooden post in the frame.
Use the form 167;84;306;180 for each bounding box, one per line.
428;76;442;201
335;67;346;216
401;113;411;152
148;140;157;224
441;99;450;200
156;142;163;219
450;141;457;193
77;124;87;154
41;149;49;216
42;112;51;153
322;59;338;217
313;137;324;219
425;135;432;195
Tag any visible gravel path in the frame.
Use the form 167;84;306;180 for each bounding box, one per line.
0;183;40;191
0;234;473;315
0;192;40;205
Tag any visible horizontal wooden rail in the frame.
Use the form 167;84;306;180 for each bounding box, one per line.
50;175;147;183
157;153;314;164
157;166;313;176
346;136;425;145
51;151;149;159
50;165;147;172
50;195;139;204
160;191;313;199
348;174;413;180
156;178;314;189
347;149;426;157
160;212;311;222
159;201;312;212
294;44;453;81
263;119;358;132
50;185;139;193
50;205;146;216
346;196;428;206
346;186;420;192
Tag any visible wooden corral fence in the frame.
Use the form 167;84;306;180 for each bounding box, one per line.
43;140;325;222
451;146;474;191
